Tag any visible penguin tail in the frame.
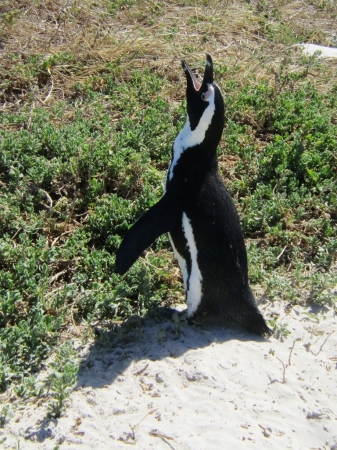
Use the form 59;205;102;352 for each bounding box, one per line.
236;303;272;338
243;312;272;338
234;288;273;337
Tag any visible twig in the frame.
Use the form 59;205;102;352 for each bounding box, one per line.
44;283;75;297
288;338;300;366
11;228;22;241
51;230;74;247
159;438;176;450
310;331;335;357
149;430;176;450
40;189;53;209
125;408;158;443
140;257;161;271
276;245;287;261
276;357;286;384
133;363;149;376
268;374;279;384
118;434;136;445
149;430;174;441
26;100;35;130
274;338;302;383
49;270;67;284
74;211;90;217
42;68;54;103
134;408;158;428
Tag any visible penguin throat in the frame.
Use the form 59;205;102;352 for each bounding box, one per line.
168;91;216;181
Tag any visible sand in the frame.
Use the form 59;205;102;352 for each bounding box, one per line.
2;300;337;450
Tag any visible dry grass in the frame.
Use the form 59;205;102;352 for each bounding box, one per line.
1;0;336;113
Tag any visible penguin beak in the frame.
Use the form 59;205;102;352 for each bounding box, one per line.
181;54;214;91
181;59;202;91
203;54;214;85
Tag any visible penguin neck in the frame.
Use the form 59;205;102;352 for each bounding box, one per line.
169;110;222;181
180;93;217;152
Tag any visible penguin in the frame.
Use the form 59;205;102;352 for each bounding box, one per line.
116;54;271;337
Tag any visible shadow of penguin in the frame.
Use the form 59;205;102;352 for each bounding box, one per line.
74;308;269;391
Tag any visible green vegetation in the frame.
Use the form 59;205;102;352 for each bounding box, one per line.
0;0;336;418
222;63;337;301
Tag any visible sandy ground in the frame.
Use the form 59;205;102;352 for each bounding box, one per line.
2;300;337;450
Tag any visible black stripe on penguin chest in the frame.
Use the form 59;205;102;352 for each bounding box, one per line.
166;145;216;207
169;224;192;284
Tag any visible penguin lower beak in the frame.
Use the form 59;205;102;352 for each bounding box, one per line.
181;54;214;91
181;59;202;91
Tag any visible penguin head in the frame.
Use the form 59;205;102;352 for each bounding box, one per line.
181;54;224;133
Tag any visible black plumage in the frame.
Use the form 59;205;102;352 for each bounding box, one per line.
116;55;271;337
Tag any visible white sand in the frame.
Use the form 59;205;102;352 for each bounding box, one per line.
2;302;337;450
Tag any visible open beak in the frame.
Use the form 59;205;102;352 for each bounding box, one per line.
181;54;214;91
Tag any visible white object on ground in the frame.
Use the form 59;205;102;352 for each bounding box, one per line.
300;43;337;58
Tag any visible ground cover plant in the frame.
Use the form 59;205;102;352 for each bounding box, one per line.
0;0;336;420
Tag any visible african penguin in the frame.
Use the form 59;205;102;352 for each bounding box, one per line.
116;54;271;337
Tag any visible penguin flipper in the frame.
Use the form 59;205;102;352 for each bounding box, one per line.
116;193;182;275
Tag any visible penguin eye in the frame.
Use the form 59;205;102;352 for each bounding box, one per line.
201;92;207;101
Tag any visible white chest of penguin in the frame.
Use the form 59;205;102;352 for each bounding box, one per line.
166;84;216;183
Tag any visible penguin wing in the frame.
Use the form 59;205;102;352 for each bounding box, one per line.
115;192;182;275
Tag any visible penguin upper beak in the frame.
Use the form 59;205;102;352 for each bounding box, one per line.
203;54;214;84
181;54;214;91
